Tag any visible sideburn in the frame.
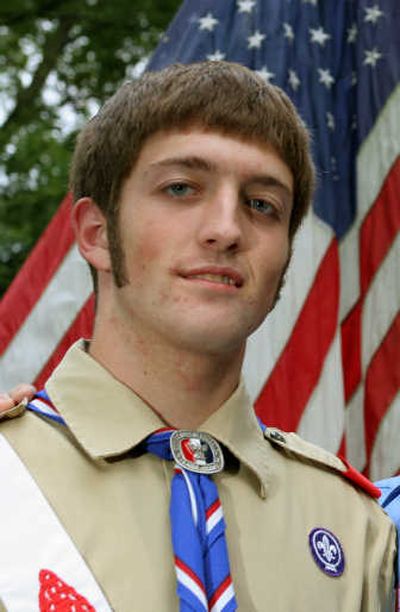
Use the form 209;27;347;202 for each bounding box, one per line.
268;248;292;313
107;216;129;288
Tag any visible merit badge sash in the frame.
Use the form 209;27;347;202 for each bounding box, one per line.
0;433;112;612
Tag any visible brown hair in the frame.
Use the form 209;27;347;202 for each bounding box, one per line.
70;61;315;286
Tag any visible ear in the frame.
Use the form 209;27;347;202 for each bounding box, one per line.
71;198;111;272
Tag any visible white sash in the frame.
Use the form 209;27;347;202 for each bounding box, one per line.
0;433;112;611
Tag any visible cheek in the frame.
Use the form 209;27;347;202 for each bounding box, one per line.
260;239;290;278
253;241;290;303
123;220;166;278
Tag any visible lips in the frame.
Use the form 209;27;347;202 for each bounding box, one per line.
178;267;244;288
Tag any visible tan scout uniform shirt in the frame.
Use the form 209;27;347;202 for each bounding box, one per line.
0;341;396;611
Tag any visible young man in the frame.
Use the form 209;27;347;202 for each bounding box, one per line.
0;62;395;611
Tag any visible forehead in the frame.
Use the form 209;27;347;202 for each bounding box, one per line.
132;127;293;190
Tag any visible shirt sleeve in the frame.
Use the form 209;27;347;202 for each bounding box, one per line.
376;476;400;610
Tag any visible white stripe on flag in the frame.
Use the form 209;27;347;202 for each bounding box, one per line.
210;582;235;612
339;85;400;319
176;565;208;610
357;85;400;218
243;210;332;401
370;392;400;481
362;235;400;371
345;386;367;473
0;245;91;389
297;331;345;454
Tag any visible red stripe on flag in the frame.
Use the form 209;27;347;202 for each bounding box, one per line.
33;294;95;389
360;157;400;294
0;194;74;354
342;160;399;454
337;435;346;459
363;313;400;473
255;239;339;431
341;301;362;403
208;575;232;608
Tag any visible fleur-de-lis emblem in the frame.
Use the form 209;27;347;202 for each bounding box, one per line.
317;534;337;563
309;528;345;577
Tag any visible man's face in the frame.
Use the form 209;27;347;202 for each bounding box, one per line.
109;128;293;355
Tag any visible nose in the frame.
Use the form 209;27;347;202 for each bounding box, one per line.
197;187;243;253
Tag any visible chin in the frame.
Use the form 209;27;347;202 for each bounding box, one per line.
172;323;249;356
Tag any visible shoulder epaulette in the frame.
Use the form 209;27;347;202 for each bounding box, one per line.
264;427;381;498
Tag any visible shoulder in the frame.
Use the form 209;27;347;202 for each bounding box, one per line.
263;426;381;498
376;475;400;501
0;399;62;455
376;475;400;524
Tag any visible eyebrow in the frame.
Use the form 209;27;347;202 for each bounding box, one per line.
148;155;292;200
149;155;216;173
247;175;293;201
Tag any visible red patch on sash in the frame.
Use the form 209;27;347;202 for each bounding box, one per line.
339;456;381;498
39;569;96;611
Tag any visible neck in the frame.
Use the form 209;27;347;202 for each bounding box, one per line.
89;315;245;429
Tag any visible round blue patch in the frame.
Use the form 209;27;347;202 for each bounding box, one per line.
308;528;345;577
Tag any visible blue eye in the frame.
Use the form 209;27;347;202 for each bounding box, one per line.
166;183;193;197
247;198;275;215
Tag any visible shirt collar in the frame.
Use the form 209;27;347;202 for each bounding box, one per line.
46;340;271;497
46;340;164;458
200;385;272;497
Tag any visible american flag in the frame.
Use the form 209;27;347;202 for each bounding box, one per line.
0;0;399;479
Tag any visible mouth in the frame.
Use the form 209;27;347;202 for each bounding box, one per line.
179;267;244;289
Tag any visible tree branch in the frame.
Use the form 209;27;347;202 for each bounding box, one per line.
1;13;75;147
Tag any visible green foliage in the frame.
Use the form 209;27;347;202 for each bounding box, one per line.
0;0;181;296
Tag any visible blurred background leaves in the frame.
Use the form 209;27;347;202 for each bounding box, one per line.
0;0;180;295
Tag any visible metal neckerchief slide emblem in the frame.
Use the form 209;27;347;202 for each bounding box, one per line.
170;431;224;474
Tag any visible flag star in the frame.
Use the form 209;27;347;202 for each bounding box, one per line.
283;23;294;41
198;12;219;32
364;5;384;24
302;0;318;5
247;30;266;49
288;69;300;91
347;23;357;43
326;112;335;130
237;0;256;13
207;50;226;61
310;26;331;46
364;47;382;67
318;68;335;88
257;66;275;82
351;71;357;85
